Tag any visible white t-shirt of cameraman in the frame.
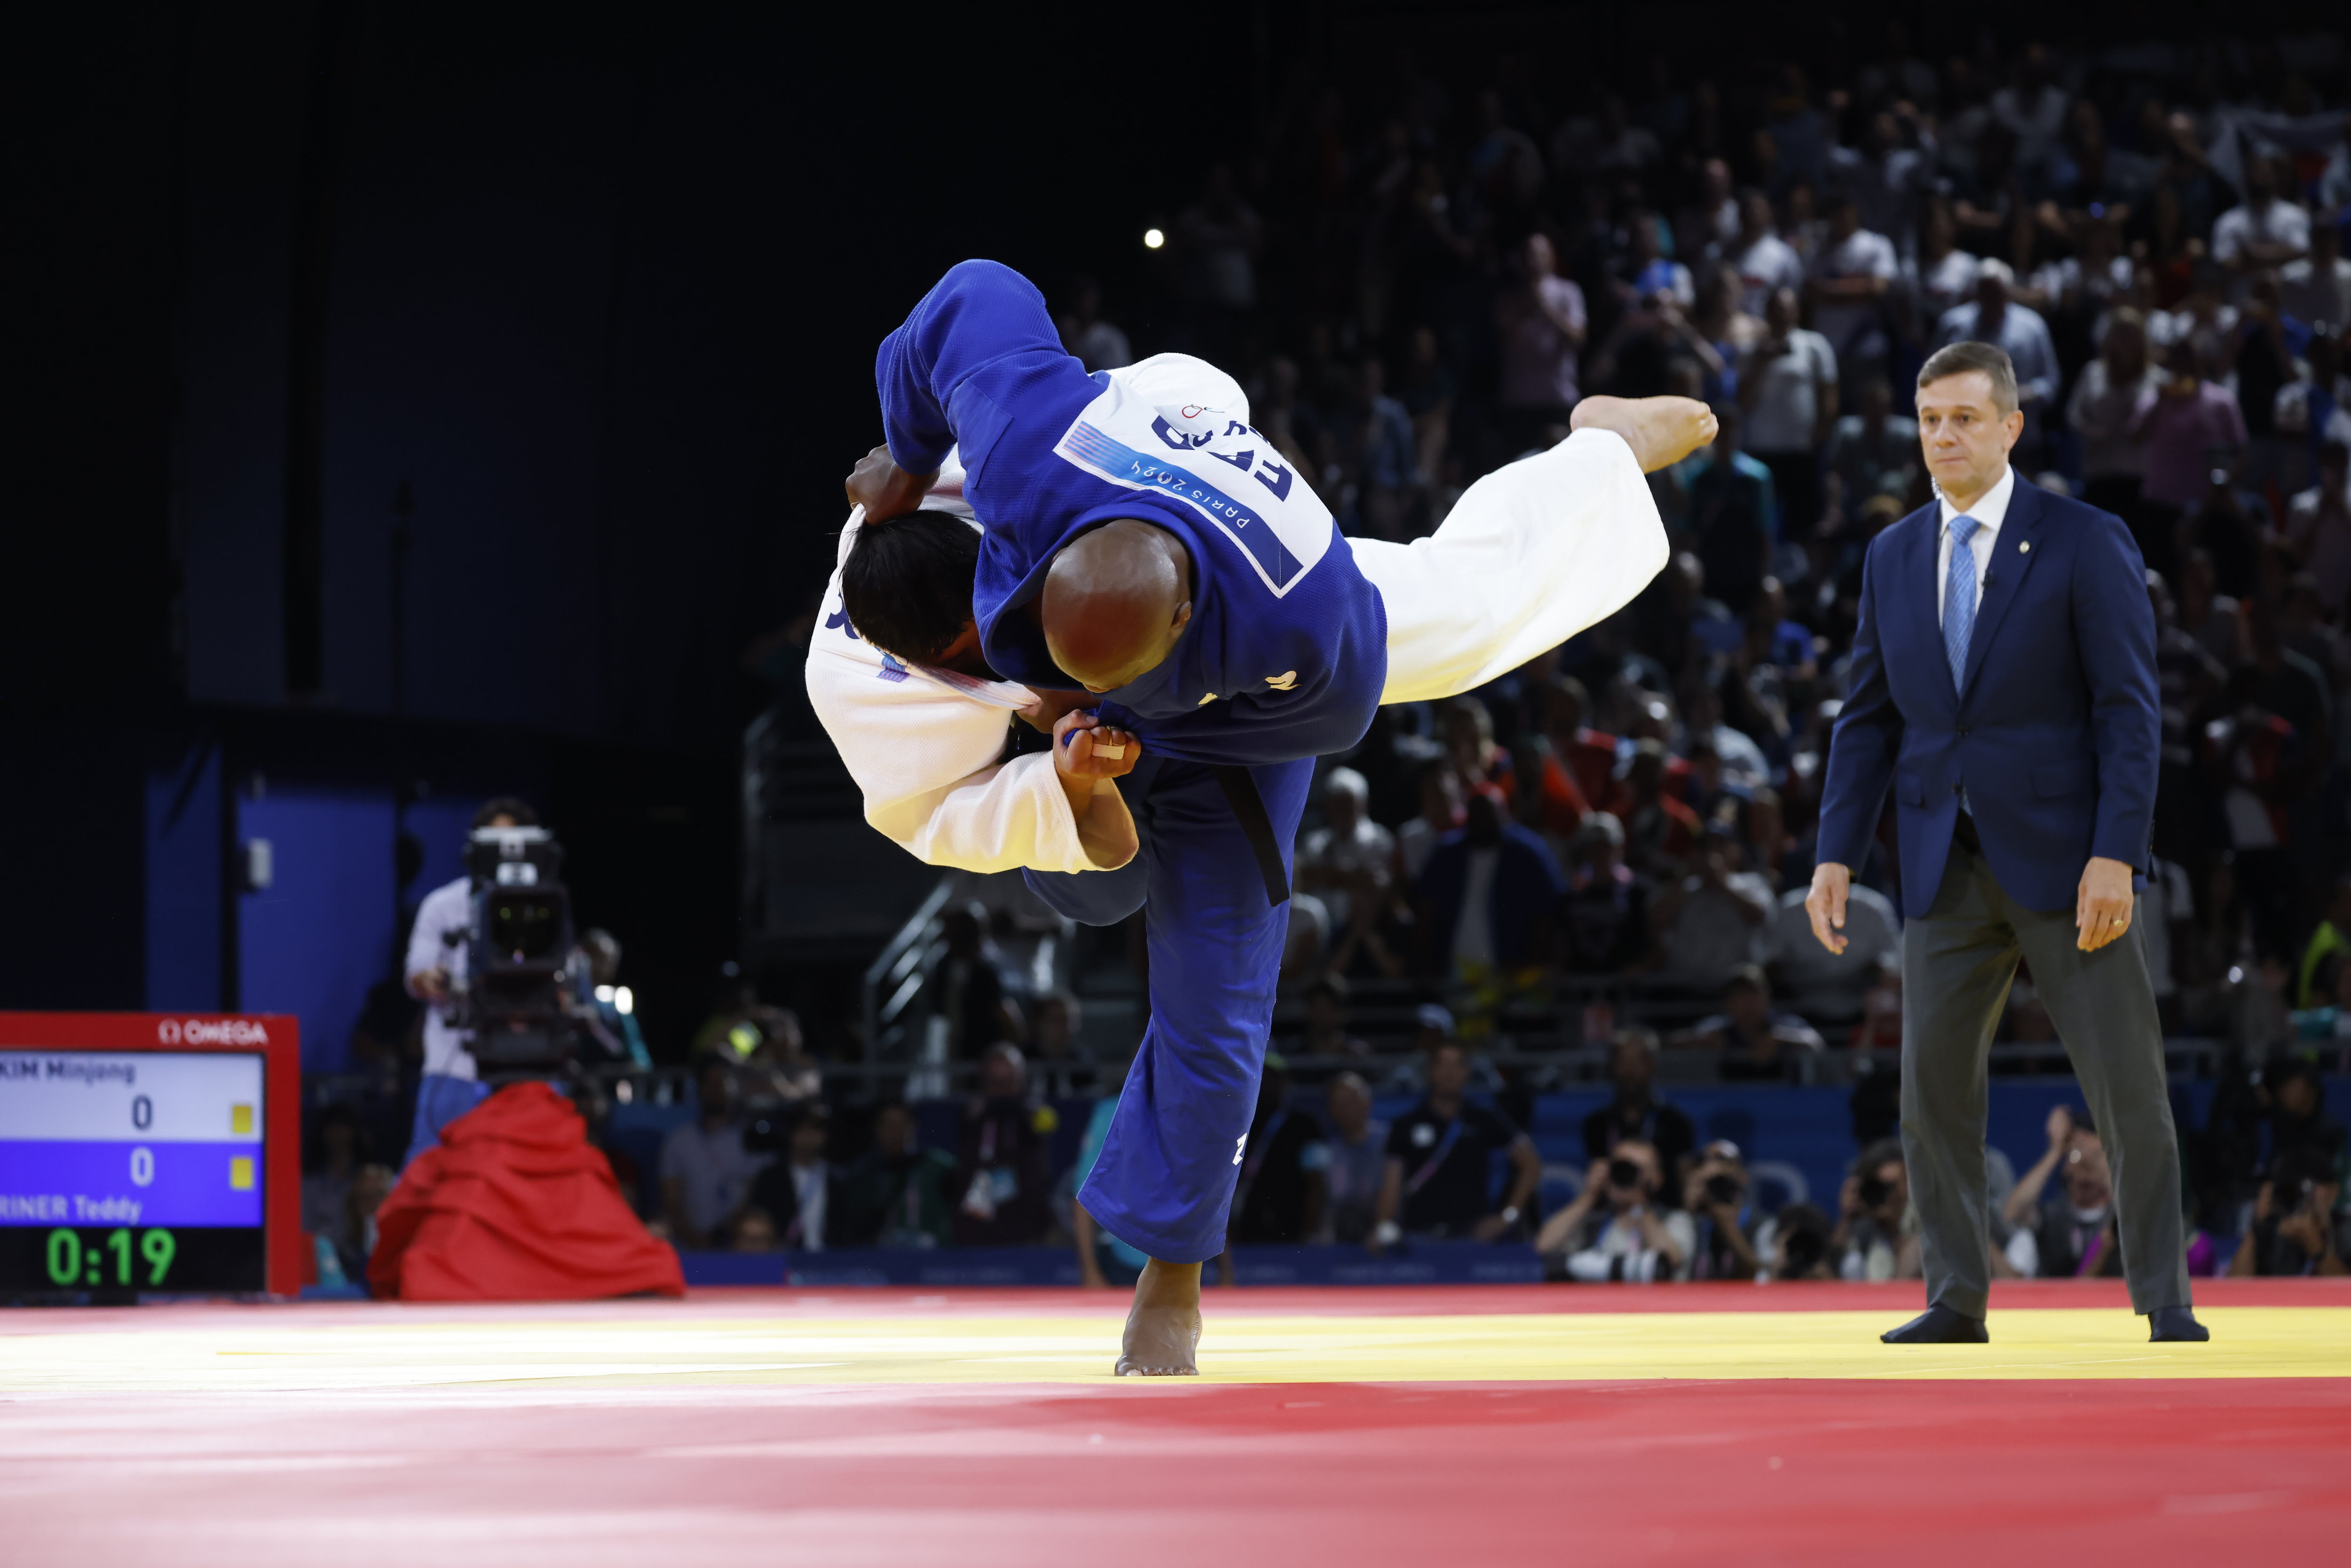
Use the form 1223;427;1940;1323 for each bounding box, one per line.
405;875;477;1079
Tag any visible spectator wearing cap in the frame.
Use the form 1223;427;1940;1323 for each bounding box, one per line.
1372;1040;1539;1249
1675;964;1827;1081
741;1101;836;1251
1581;1026;1696;1193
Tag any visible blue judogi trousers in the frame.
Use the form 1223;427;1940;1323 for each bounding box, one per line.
1024;753;1316;1264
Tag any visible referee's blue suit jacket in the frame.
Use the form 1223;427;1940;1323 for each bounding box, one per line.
1816;470;2160;920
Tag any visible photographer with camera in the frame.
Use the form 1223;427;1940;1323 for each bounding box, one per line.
401;797;538;1164
2230;1146;2348;1277
1683;1140;1770;1281
1536;1139;1693;1283
1833;1139;1922;1282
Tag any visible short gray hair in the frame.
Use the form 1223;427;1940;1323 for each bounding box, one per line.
1917;341;2019;414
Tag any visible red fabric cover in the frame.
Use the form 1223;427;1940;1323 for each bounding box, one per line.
370;1081;685;1301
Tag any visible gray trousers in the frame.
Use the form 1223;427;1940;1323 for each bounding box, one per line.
1900;828;2193;1316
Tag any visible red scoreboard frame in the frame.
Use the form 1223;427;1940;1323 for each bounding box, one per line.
0;1012;304;1298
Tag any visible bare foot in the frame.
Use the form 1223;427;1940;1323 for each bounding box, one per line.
1114;1257;1203;1376
1569;395;1719;473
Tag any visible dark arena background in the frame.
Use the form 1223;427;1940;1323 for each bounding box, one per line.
4;3;2351;1563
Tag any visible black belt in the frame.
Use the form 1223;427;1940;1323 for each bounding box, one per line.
1213;765;1291;908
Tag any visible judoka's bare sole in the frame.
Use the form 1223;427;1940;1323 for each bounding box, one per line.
1568;394;1719;473
1114;1304;1203;1376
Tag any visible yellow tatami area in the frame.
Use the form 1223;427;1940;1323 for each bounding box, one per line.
4;1300;2346;1394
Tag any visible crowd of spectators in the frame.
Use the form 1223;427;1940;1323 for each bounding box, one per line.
320;30;2351;1287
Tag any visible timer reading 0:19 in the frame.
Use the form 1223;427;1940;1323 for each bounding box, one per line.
45;1227;176;1288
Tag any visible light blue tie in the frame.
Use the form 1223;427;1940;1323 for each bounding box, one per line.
1944;514;1981;689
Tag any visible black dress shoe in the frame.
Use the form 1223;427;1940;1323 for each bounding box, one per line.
1880;1305;1989;1344
2148;1305;2210;1342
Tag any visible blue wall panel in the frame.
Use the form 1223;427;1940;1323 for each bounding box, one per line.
237;787;395;1072
144;746;222;1011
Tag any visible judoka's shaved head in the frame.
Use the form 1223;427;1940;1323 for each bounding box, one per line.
1041;520;1193;693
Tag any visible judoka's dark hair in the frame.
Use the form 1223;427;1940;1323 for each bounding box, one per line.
840;510;982;662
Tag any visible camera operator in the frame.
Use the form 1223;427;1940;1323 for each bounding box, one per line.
1832;1138;1921;1281
1683;1140;1771;1280
401;796;536;1165
1535;1139;1693;1282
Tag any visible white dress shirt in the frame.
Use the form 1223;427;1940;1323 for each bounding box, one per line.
1935;465;2016;629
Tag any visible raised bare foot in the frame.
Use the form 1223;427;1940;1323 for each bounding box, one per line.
1569;395;1719;473
1114;1257;1204;1376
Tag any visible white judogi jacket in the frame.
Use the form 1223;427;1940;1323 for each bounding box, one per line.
807;356;1665;876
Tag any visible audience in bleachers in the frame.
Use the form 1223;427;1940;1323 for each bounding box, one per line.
332;30;2351;1287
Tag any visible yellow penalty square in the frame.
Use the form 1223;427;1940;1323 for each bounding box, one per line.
230;1103;254;1135
229;1156;255;1190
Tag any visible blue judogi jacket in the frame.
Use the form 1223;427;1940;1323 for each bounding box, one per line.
875;260;1388;767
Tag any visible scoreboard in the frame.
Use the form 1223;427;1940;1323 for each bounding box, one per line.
0;1014;301;1299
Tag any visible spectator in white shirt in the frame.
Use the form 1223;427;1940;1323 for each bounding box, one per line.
1988;44;2069;170
1830;109;1934;259
2068;306;2163;524
1732;189;1806;319
1766;880;1900;1025
399;796;534;1164
2280;221;2351;332
2211;156;2312;290
1934;260;2059;468
1740;286;1838;540
1297;766;1398;966
1908;197;1980;327
1806;190;1899;385
659;1056;771;1249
